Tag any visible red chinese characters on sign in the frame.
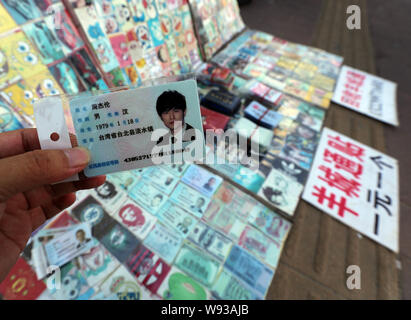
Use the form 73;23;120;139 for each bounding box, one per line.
323;149;363;179
312;186;358;218
327;135;365;161
341;70;366;108
318;165;361;197
312;134;366;218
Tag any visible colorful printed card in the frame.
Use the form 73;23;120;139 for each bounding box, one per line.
126;245;171;295
0;31;46;90
174;243;221;288
202;200;247;241
157;266;211;300
224;245;274;298
112;199;157;240
247;208;292;245
187;221;233;262
238;226;282;270
49;262;95;300
0;258;46;300
99;265;152;300
70;195;115;238
99;222;141;263
76;240;120;287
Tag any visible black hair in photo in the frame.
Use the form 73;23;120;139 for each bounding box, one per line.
156;90;187;117
96;181;117;199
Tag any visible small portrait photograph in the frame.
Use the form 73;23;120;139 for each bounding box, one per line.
118;203;145;228
75;229;92;249
164;176;174;186
150;193;164;209
95;181;118;199
155;90;197;146
190;197;206;215
202;177;217;193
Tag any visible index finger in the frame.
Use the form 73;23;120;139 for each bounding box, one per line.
0;128;78;159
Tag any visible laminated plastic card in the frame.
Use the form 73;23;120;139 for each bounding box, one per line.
33;79;204;181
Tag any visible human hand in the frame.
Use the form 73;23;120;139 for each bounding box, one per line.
0;128;105;282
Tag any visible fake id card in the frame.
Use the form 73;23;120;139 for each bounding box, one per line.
34;79;204;180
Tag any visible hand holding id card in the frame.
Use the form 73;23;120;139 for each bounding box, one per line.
34;78;205;181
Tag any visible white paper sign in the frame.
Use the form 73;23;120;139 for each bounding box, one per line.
332;65;398;126
302;127;399;252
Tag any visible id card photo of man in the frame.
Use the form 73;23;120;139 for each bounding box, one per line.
155;90;196;146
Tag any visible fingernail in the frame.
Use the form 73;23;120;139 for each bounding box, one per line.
64;147;90;168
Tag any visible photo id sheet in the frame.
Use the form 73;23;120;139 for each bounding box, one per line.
181;164;223;198
34;80;205;179
141;166;180;195
156;200;199;238
129;177;168;216
44;223;94;268
169;182;212;219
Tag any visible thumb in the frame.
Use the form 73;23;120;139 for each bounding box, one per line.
0;147;90;202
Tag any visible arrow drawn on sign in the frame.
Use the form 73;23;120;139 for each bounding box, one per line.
370;156;393;170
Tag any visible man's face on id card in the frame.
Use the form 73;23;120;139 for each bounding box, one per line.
161;107;185;131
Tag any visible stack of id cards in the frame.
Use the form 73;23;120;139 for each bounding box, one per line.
33;79;205;181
